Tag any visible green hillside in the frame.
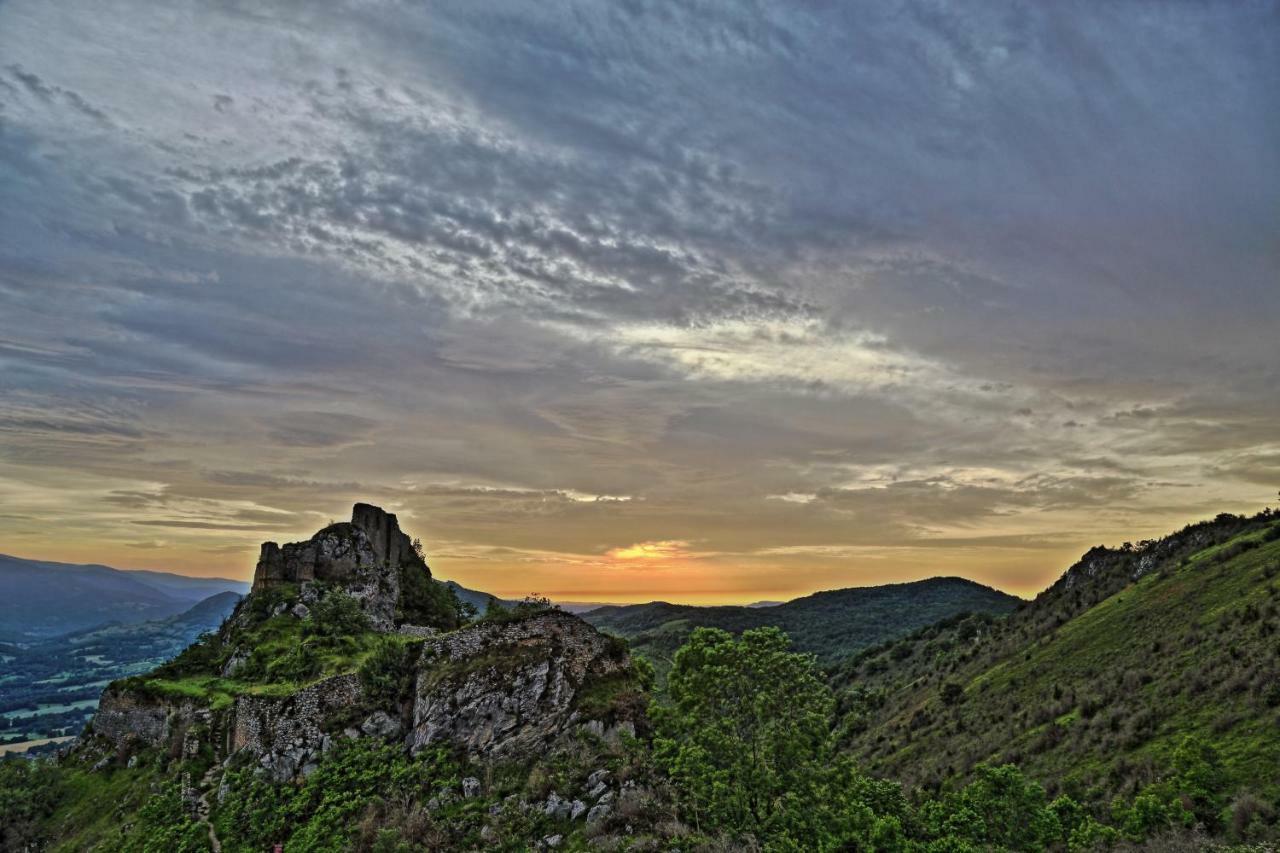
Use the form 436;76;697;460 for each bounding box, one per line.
836;510;1280;813
582;576;1021;676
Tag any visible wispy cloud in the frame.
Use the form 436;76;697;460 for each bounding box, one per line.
0;0;1274;597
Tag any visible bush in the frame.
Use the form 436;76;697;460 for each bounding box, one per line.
358;638;419;707
309;591;371;638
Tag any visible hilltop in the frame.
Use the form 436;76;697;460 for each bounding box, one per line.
13;504;651;851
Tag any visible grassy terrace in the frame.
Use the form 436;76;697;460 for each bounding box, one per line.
117;586;431;710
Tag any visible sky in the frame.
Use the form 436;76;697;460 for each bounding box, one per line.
0;1;1277;604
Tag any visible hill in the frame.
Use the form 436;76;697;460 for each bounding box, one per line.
5;504;651;851
834;508;1280;812
0;554;248;640
5;503;1280;850
581;576;1022;674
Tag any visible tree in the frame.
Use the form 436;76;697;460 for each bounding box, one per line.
652;626;834;840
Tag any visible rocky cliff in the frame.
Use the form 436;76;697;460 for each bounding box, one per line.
86;503;646;786
250;503;443;631
410;610;636;759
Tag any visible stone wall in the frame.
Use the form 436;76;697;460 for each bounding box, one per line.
231;673;362;754
351;502;415;567
231;673;363;781
92;687;205;753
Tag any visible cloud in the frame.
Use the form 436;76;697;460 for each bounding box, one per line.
0;0;1275;599
605;540;694;562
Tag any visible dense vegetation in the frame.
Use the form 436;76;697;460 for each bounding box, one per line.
6;623;1271;851
2;509;1278;850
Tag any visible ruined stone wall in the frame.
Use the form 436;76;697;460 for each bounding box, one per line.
231;673;362;755
352;502;415;567
92;688;204;753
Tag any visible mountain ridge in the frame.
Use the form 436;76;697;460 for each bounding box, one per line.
581;575;1022;672
0;553;248;641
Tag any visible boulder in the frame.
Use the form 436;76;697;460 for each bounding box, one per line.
360;711;402;740
544;792;571;820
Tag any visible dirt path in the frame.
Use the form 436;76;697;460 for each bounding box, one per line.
195;765;223;853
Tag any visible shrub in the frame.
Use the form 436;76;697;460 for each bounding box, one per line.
309;591;371;638
358;638;419;707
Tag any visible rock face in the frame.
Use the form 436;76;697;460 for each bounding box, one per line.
251;503;429;631
253;503;417;591
84;503;645;787
408;610;633;759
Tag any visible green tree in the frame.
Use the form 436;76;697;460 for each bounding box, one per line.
652;626;834;841
920;764;1062;851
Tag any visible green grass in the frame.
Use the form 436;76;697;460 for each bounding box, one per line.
842;514;1280;805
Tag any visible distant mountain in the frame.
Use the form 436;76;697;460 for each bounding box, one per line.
581;576;1022;673
746;600;784;608
442;579;622;615
118;569;249;603
443;580;512;614
0;554;249;640
833;509;1280;805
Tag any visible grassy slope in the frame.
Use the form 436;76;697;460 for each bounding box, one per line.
842;519;1280;805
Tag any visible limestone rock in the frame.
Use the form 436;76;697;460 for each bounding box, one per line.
407;610;634;760
462;776;481;798
544;792;571;820
92;688;207;755
231;673;363;781
360;711;402;740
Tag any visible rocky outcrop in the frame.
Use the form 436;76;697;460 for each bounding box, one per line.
84;504;644;784
252;503;420;591
250;503;431;631
408;610;634;759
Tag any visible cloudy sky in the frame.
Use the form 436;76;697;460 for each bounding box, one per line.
0;1;1276;603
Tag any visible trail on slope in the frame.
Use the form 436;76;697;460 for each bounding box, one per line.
196;765;222;853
